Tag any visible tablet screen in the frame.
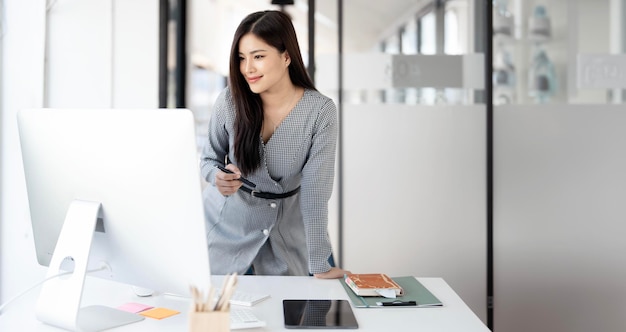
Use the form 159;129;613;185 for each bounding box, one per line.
283;299;359;329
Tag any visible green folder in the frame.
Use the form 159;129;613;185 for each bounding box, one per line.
340;276;443;308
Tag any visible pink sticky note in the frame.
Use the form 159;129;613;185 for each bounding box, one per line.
117;302;154;313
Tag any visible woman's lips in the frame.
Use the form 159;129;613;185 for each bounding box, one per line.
247;76;261;84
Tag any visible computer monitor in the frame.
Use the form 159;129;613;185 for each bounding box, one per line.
17;108;211;331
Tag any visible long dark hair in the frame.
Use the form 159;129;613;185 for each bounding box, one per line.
229;10;316;176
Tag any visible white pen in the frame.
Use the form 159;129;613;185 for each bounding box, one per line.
215;273;238;311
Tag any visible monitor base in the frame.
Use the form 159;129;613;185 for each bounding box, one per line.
35;200;143;331
77;305;144;332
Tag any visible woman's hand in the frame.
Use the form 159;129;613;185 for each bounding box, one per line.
214;164;243;196
313;267;351;279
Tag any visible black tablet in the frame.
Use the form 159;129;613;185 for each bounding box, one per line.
283;299;359;329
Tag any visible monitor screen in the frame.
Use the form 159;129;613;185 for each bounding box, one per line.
17;108;211;330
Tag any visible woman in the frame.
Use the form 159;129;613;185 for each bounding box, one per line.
200;10;348;279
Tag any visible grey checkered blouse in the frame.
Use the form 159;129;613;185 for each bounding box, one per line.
200;87;337;276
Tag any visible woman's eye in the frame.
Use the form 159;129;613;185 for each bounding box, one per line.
254;55;264;60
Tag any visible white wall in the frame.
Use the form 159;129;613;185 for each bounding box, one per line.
44;0;158;107
1;0;48;303
0;0;158;305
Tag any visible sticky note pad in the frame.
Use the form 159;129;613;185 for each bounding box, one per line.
117;302;154;313
140;307;180;320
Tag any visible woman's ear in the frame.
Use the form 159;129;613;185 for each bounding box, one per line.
284;52;291;67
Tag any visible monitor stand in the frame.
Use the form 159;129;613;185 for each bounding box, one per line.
35;200;144;332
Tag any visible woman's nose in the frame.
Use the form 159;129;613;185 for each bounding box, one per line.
244;61;254;73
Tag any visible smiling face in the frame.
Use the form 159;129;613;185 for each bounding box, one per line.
238;33;291;95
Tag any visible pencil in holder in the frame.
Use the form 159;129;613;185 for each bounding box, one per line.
189;310;230;332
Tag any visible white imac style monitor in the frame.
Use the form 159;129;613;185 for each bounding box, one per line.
17;108;211;331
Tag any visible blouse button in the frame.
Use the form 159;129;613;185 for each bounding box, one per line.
269;202;277;208
262;229;270;236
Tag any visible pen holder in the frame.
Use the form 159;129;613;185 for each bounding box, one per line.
189;310;230;332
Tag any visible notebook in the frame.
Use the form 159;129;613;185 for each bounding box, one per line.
341;276;443;308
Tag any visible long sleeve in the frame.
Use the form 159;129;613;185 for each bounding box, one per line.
200;88;231;186
299;98;337;274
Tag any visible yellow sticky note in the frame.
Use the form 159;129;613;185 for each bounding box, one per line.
139;307;180;320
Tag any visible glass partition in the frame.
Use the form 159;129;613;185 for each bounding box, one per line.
493;1;626;332
314;0;488;325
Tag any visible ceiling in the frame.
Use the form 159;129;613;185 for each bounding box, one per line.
295;0;433;52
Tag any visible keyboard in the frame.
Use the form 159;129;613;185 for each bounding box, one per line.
229;290;271;306
230;308;266;330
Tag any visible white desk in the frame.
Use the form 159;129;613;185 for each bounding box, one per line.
0;275;490;331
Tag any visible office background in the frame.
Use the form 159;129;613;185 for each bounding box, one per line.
2;1;626;331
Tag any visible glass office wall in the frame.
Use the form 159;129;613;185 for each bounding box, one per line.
493;1;626;332
314;0;488;324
